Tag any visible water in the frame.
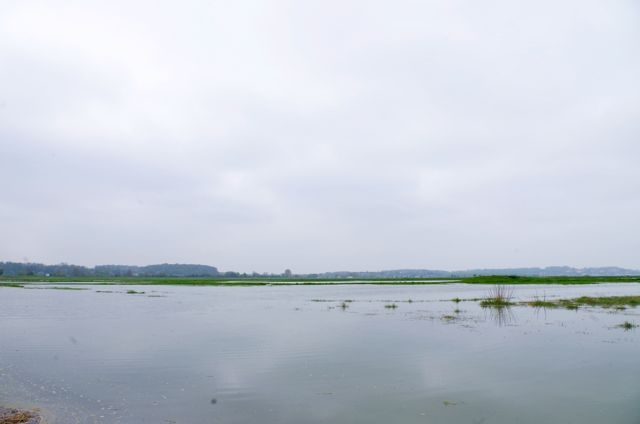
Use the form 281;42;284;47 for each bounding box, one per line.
1;283;639;423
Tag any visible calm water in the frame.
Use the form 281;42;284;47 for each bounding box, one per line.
1;283;639;423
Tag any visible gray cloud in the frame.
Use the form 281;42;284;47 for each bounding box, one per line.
1;0;639;272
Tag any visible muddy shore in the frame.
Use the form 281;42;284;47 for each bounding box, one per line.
0;407;42;424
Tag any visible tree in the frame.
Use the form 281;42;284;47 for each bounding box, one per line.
283;269;292;278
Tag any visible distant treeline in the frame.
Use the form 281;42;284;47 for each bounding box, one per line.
0;262;638;279
0;262;220;278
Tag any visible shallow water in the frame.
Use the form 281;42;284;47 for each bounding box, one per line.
1;283;639;423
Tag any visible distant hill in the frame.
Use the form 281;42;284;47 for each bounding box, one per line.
309;266;640;279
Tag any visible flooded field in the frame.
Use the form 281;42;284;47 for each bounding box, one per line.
1;283;639;423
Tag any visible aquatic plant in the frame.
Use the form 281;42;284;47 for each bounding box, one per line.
384;303;398;309
617;321;638;330
126;290;145;294
480;285;514;308
0;283;25;288
521;295;640;310
527;299;556;308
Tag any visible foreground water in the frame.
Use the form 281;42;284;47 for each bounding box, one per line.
1;283;639;424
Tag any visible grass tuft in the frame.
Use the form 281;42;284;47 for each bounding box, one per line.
617;321;638;330
480;285;515;308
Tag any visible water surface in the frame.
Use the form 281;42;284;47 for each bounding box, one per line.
1;283;639;423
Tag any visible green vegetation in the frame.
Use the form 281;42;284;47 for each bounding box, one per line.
0;283;24;288
480;285;515;308
568;296;640;308
384;303;398;309
523;295;640;310
126;290;145;294
617;321;638;330
45;286;88;290
526;299;556;308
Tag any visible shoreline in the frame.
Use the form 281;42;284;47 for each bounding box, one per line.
0;406;43;424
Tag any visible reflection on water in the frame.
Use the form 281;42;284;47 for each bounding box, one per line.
0;283;639;424
484;305;516;327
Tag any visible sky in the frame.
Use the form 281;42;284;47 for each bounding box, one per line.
1;0;639;273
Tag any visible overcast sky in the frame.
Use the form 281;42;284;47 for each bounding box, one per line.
1;0;639;273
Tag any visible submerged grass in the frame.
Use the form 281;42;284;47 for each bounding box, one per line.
527;299;556;308
617;321;638;330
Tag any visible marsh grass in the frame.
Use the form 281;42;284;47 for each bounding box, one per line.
480;285;515;308
527;299;556;308
47;286;87;290
384;303;398;309
570;296;640;308
521;295;640;310
617;321;638;330
126;290;145;294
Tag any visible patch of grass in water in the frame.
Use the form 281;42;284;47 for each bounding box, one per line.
126;290;145;294
522;296;640;310
480;285;515;308
339;301;350;310
571;296;640;308
526;299;557;308
47;286;87;290
0;283;24;288
617;321;638;330
384;303;398;309
441;314;456;321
